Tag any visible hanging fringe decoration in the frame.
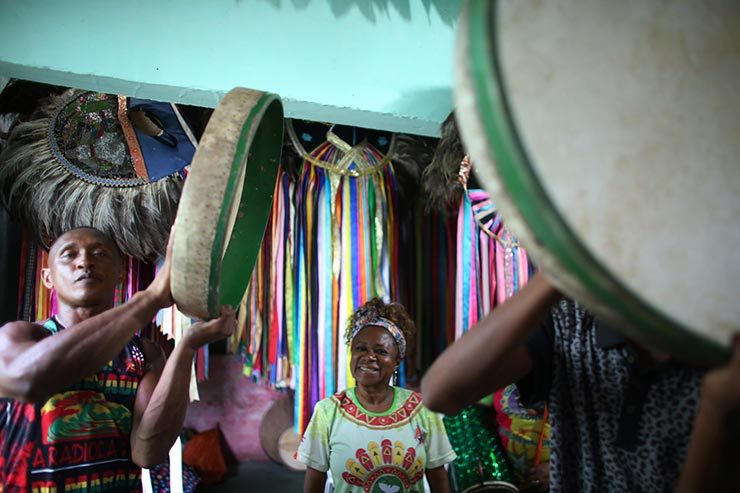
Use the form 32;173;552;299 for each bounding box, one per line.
417;187;533;349
236;120;420;433
408;201;456;373
34;249;51;322
418;108;534;349
17;230;37;321
298;144;398;431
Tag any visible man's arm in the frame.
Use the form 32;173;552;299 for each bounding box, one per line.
677;335;740;493
421;274;560;415
303;467;327;493
0;289;170;402
130;306;236;468
425;465;452;493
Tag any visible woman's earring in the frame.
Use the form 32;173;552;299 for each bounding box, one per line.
393;367;399;386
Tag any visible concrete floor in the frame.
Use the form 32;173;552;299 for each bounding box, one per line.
198;461;305;492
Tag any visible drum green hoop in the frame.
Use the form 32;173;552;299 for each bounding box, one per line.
172;87;283;320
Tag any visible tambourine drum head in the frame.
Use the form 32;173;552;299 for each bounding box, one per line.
172;87;283;320
455;0;740;364
278;427;307;472
259;397;293;465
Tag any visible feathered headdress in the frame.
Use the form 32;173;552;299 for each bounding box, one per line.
0;89;196;261
421;112;468;214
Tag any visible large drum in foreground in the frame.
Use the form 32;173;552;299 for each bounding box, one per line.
455;0;740;364
172;87;283;320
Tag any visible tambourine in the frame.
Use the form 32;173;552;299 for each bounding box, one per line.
172;87;283;320
455;0;740;364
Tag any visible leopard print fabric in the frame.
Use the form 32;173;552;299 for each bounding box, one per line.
547;300;705;492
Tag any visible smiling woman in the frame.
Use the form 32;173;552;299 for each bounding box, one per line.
296;298;456;493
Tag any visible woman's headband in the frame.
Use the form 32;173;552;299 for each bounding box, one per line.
349;307;407;359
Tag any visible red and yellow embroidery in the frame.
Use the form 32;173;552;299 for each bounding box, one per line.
342;439;424;493
332;391;423;429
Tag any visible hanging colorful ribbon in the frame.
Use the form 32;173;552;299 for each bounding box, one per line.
237;131;404;432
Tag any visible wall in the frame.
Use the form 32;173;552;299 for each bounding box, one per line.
184;355;288;462
0;0;462;136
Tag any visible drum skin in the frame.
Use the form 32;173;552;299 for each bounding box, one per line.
278;428;307;472
455;0;740;365
172;87;283;320
260;397;293;465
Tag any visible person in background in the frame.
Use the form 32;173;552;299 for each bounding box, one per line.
298;298;456;493
0;227;235;491
422;274;711;492
490;385;551;492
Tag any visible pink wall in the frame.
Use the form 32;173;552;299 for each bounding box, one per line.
184;355;287;462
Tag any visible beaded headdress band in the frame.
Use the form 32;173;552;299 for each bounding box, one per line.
349;306;407;359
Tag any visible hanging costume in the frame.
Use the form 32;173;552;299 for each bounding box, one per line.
297;387;456;493
239;120;429;431
0;318;148;492
421;112;550;489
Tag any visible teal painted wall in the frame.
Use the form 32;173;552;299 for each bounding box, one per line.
0;0;461;136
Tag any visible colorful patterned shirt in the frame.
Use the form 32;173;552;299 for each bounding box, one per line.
493;385;551;482
0;318;147;492
297;386;456;493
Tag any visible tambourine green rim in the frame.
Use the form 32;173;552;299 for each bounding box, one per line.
466;0;726;364
208;93;283;318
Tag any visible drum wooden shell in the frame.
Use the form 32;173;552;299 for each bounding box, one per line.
462;482;519;493
455;0;740;364
260;397;293;465
278;428;307;472
172;87;283;320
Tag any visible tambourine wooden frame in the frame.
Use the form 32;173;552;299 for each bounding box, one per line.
172;88;283;320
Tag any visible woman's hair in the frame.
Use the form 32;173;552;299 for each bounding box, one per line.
345;298;416;352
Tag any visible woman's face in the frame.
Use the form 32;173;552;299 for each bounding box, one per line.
350;325;401;388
